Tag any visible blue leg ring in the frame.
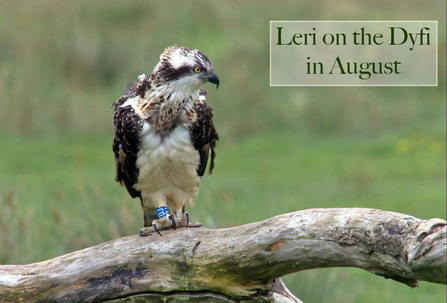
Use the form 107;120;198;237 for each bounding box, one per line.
156;206;170;219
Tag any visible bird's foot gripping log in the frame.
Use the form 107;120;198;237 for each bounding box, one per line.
139;206;202;237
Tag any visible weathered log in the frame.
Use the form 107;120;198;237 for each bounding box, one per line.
0;208;445;302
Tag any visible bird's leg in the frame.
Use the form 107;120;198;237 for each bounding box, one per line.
139;202;157;237
150;206;178;236
139;201;176;237
171;205;202;228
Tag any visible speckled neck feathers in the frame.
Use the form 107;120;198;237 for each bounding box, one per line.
138;74;199;131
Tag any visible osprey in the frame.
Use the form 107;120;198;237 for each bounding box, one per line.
111;45;219;236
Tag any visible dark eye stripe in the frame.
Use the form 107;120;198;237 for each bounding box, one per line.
163;65;191;81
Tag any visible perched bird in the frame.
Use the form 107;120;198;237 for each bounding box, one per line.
111;45;219;236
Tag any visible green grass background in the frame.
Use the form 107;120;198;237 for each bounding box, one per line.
0;1;445;302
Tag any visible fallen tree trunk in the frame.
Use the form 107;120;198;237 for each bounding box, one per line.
0;208;445;303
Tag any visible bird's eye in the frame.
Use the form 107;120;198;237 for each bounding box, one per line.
194;66;202;73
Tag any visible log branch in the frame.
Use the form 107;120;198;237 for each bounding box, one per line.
0;208;445;302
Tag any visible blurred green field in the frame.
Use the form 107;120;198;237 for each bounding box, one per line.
0;1;445;302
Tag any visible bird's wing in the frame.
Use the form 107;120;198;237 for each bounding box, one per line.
112;82;144;199
190;90;219;177
113;105;143;199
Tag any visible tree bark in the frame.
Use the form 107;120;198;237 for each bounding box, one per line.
0;208;445;303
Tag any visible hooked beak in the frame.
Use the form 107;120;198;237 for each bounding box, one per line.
205;72;220;88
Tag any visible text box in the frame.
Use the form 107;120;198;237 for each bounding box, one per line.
270;21;437;86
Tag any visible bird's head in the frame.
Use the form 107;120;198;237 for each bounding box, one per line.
150;45;219;94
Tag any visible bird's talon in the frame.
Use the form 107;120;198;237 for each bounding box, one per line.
139;227;151;237
169;215;177;230
153;223;163;236
189;222;203;228
182;211;201;228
